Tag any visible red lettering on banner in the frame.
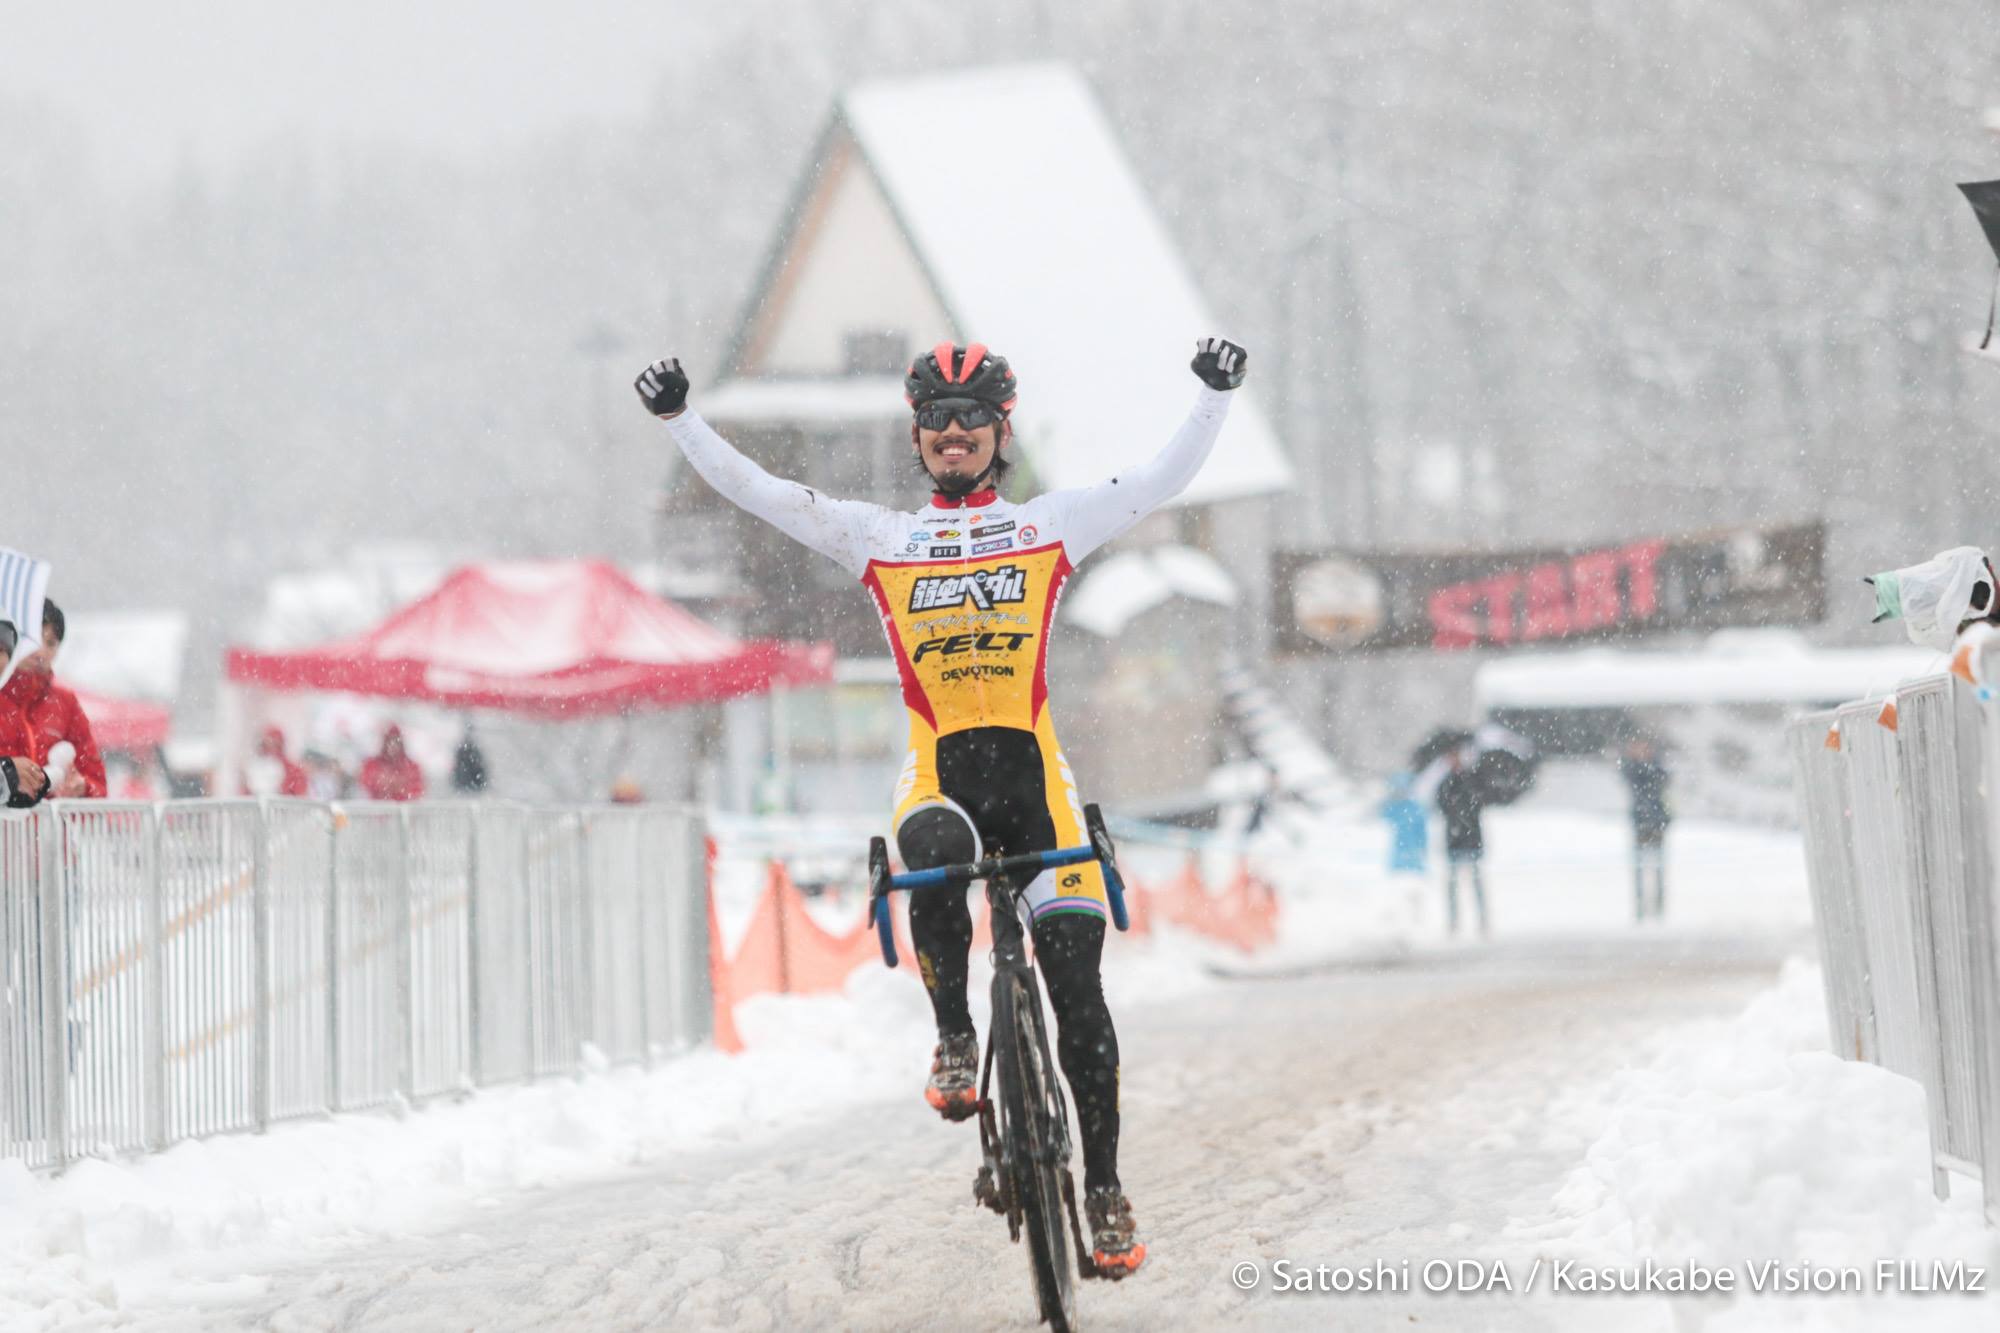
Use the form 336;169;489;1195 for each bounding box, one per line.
1427;542;1666;649
1622;540;1666;619
1428;584;1483;649
1479;572;1522;644
1570;551;1621;630
1522;563;1572;641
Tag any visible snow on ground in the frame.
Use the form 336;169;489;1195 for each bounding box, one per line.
2;805;1992;1330
1502;960;2000;1331
0;967;924;1329
1235;803;1815;971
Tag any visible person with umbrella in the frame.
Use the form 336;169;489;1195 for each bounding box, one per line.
1434;750;1488;936
1413;723;1538;937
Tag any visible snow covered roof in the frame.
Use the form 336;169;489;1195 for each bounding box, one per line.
1474;633;1940;710
720;62;1291;506
1064;544;1238;637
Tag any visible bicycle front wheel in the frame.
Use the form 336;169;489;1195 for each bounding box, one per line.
995;967;1076;1331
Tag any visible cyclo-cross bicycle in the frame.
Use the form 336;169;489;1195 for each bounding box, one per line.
867;804;1131;1333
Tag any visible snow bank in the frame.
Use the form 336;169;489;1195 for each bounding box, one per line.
1508;961;1999;1330
0;965;928;1327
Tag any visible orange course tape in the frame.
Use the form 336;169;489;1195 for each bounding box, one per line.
706;850;1280;1049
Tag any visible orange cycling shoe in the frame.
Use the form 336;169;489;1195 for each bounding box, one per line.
925;1032;980;1121
1086;1186;1146;1277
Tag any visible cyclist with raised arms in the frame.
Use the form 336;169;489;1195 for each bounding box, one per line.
636;336;1247;1276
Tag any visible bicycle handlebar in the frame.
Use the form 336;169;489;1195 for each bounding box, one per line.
868;834;1130;968
889;844;1099;892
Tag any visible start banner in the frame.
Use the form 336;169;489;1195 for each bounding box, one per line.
1273;521;1826;654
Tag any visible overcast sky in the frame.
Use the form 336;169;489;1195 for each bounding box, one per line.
0;1;714;184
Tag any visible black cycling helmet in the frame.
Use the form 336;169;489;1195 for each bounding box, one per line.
904;342;1018;413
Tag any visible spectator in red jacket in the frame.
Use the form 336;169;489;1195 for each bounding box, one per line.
360;725;425;802
0;616;47;806
243;724;309;798
2;600;107;799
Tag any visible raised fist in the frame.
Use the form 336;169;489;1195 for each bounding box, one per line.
1190;337;1248;391
635;357;690;417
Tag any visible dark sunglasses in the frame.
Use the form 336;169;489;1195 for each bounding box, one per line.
913;400;1002;433
0;621;14;658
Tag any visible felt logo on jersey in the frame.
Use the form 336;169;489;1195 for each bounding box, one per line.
911;631;1035;663
1018;525;1039;545
932;529;962;539
928;545;961;557
907;565;1029;612
972;522;1015;538
971;538;1013;555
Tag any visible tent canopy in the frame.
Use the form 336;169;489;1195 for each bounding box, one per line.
72;688;172;751
225;560;833;717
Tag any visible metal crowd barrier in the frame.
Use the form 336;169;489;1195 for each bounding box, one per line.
0;799;710;1172
1788;673;2000;1224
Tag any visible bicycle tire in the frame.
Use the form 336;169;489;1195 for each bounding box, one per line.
996;968;1076;1331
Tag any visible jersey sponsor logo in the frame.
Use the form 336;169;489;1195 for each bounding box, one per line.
1018;525;1039;545
911;630;1035;663
971;537;1013;555
929;545;961;557
932;528;962;539
971;521;1015;538
939;663;1015;683
911;609;1031;635
908;531;930;543
908;564;1029;612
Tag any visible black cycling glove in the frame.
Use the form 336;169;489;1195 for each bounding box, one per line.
634;357;690;416
1190;337;1248;391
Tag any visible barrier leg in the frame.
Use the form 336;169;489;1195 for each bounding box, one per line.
38;812;69;1169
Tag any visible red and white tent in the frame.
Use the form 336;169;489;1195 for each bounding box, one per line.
72;688;174;752
225;560;832;717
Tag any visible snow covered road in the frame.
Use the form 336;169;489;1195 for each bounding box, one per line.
132;934;1791;1331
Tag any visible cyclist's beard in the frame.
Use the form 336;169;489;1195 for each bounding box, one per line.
931;466;990;498
925;444;994;498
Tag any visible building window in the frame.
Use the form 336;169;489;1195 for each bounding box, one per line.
844;329;908;376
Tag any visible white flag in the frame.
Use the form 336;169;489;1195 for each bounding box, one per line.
0;547;52;689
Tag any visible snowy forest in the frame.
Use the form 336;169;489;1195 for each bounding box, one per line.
7;0;2000;720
